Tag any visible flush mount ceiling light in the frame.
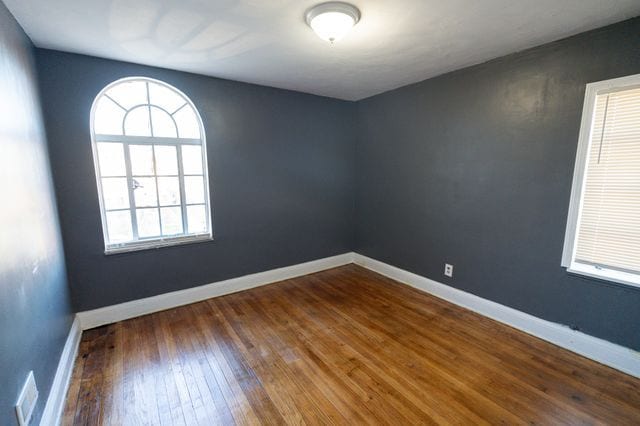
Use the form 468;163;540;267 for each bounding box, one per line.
305;2;361;43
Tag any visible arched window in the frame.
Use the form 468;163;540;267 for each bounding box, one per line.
91;77;212;253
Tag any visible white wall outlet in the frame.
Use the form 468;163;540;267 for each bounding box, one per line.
15;371;38;426
444;263;454;277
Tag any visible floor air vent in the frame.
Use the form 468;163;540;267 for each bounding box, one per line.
15;371;38;426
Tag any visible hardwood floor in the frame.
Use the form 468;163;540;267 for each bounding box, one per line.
63;265;640;425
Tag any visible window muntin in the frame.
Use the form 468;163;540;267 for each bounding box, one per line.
91;77;212;253
562;74;640;287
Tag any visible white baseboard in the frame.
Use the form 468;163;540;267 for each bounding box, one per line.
77;252;354;330
40;316;82;426
73;250;639;380
353;253;640;379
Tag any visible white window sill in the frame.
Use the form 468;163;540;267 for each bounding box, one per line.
567;263;640;289
105;234;213;255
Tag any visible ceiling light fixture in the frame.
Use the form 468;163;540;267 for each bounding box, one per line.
305;2;361;44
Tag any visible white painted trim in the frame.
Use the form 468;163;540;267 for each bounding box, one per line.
90;76;214;255
40;317;82;426
568;264;640;289
353;253;640;379
77;253;354;330
74;251;639;380
561;73;640;268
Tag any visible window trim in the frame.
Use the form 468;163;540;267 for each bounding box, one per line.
90;76;213;254
561;73;640;288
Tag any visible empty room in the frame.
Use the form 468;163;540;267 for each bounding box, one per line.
1;0;640;424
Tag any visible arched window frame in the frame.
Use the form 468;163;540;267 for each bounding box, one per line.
90;77;212;253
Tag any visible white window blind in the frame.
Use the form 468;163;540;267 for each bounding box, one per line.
564;76;640;286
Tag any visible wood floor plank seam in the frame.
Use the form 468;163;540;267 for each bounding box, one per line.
63;265;640;425
290;273;521;424
310;269;627;423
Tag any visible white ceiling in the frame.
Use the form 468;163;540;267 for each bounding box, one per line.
5;0;640;100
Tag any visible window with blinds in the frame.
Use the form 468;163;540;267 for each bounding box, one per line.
563;74;640;288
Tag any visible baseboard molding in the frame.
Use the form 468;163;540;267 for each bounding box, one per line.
77;252;354;330
40;316;82;426
353;253;640;379
74;251;639;379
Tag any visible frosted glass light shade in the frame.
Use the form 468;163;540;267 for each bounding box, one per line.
306;2;360;43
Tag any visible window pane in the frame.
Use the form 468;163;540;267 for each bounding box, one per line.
97;142;126;176
136;208;161;237
151;106;178;138
93;78;209;249
174;104;200;139
132;177;157;207
102;178;129;210
105;80;148;110
129;145;154;175
187;204;207;234
182;145;203;174
124;106;152;137
94;96;124;135
161;206;183;235
157;177;180;206
106;210;133;243
185;175;205;204
154;145;178;175
149;82;186;114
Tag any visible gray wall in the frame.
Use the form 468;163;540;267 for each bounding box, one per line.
36;50;356;312
31;15;639;353
355;17;640;350
0;3;74;425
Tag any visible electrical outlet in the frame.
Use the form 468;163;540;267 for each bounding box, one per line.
15;371;38;426
444;263;453;277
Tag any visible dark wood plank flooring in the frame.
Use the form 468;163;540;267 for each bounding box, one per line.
63;265;640;425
